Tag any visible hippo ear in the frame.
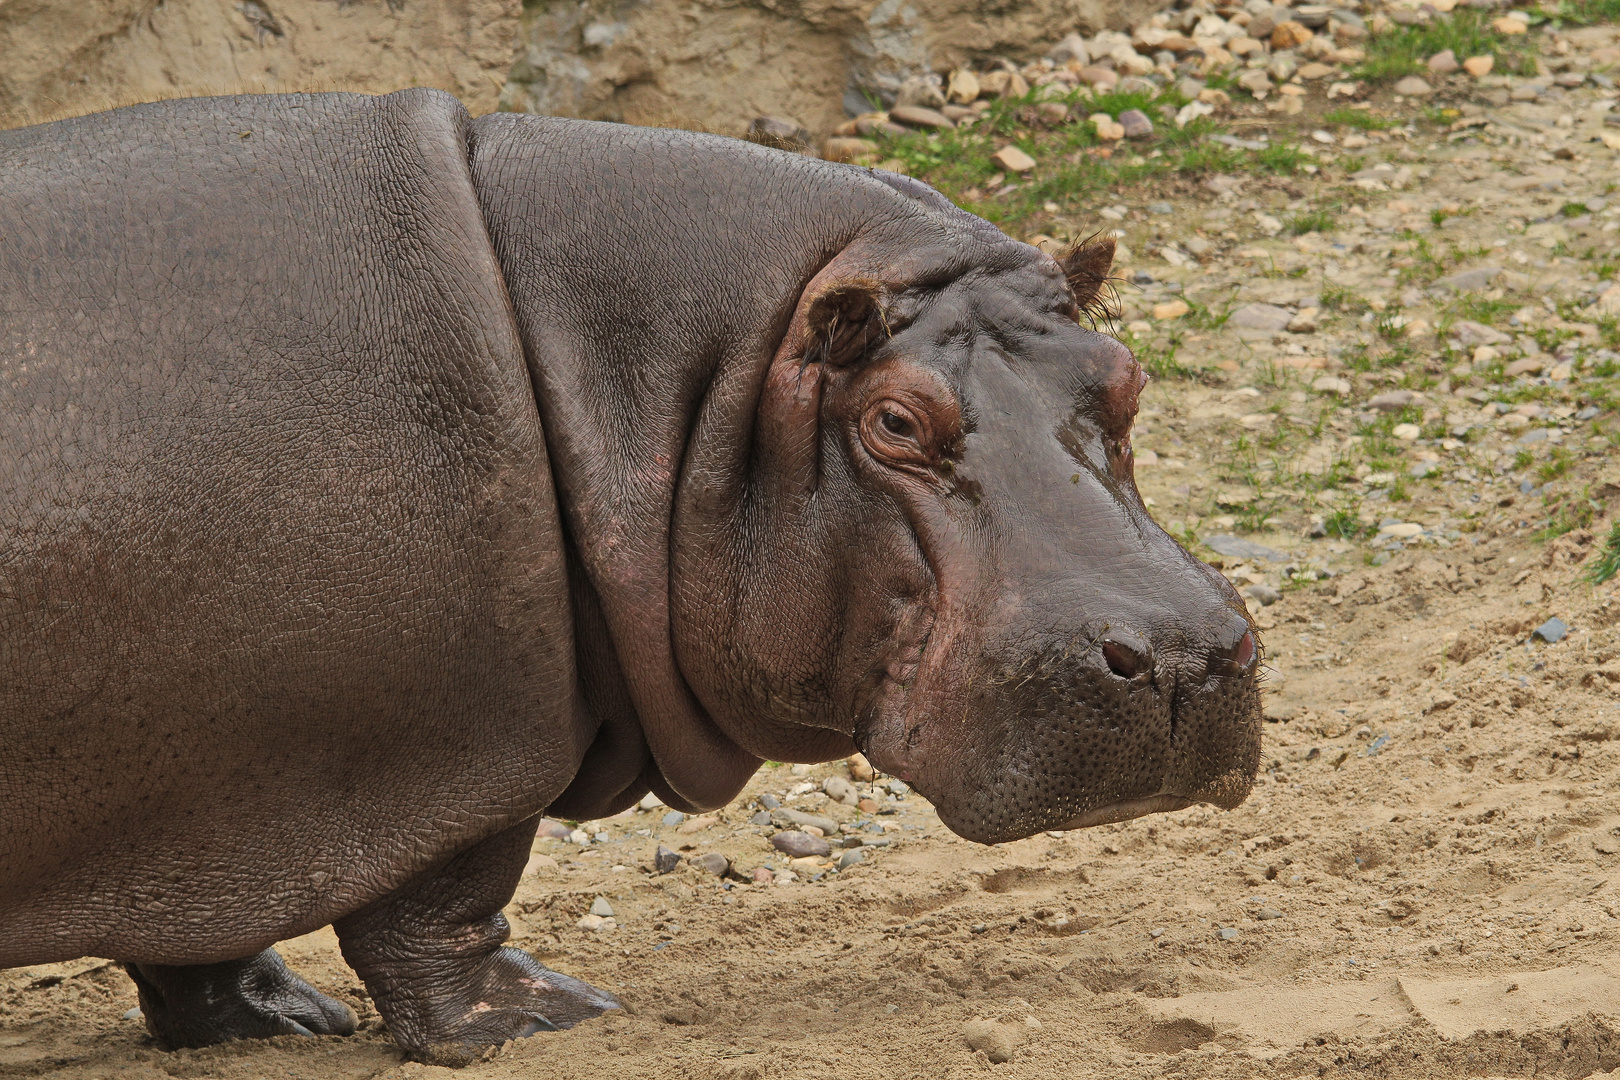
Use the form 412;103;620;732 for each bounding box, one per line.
804;280;887;367
1059;235;1118;318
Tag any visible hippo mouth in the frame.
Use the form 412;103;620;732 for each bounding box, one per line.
1053;795;1195;830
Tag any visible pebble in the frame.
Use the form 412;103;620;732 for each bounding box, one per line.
889;105;954;130
821;137;878;164
759;792;782;810
1392;75;1434;96
676;815;717;834
752;866;775;884
591;896;615;917
654;845;682;874
1393;423;1421;441
774;808;839;834
1228;303;1294;332
1245;583;1281;606
1218;926;1240;940
750;811;773;826
1533;617;1569;644
885;779;910;795
1464;55;1494;77
823;776;859;806
662;810;687;827
1271;20;1313;48
577;913;616;932
1154;299;1191;320
1428;49;1459;75
568;829;591;846
1258;908;1284;920
123;1008;143;1021
837;849;866;870
691;852;732;877
847;752;876;782
638;792;665;811
858;798;882;813
1368;390;1414;411
772;830;832;858
536;818;573;840
1434;266;1501;292
1313;375;1351;395
991;145;1036;172
1118;109;1154;138
962;1018;1028;1063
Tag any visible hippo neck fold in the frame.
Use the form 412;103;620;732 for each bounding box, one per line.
469;115;930;811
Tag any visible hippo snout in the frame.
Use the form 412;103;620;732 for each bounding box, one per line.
865;563;1264;846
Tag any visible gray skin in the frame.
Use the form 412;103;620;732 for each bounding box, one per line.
0;89;1261;1064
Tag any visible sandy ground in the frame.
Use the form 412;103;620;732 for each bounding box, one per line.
9;43;1620;1080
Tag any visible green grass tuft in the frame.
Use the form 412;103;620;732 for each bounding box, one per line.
1588;520;1620;585
1321;108;1398;130
1354;9;1537;83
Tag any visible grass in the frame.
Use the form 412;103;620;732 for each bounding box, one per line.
1321;108;1399;131
1547;0;1620;26
1587;520;1620;585
1324;508;1370;540
1353;9;1538;83
1537;448;1575;483
1289;208;1338;235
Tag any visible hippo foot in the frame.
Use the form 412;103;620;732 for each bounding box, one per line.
125;948;358;1049
396;946;619;1067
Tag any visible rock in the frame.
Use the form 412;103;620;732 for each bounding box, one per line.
1218;926;1240;940
1077;65;1120;89
1248;14;1277;40
1505;357;1544;377
1369;390;1414;411
638;792;665;811
1297;62;1335;80
823;775;860;805
1376;522;1422;540
655;845;682;874
677;814;718;834
847;752;876;782
1434;266;1501;293
1237;69;1275;97
858;798;882;813
750;810;772;826
692;851;732;877
577;913;612;932
1593;285;1620;315
895;73;946;108
1089;114;1126;140
536;818;573;839
1451;319;1510;346
568;828;591;845
1257;908;1284;920
759;792;782;810
822;137;878;164
1463;55;1495;77
773;808;838;834
885;779;910;795
991;145;1036;172
1229;303;1294;332
662;810;687;827
1287;308;1320;333
590;896;615;917
1492;15;1528;33
751;866;774;884
1118;108;1154;138
772;830;832;858
1312;375;1351;395
1392;76;1433;96
962;1018;1027;1064
1244;583;1281;606
1393;423;1421;440
1203;534;1289;562
1049;32;1090;66
946;68;980;104
1153;299;1191;320
745;116;814;154
1428;49;1459;75
1271;20;1313;49
889;104;954;130
1533;617;1568;644
837;848;865;870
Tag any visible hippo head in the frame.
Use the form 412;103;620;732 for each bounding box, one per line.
673;178;1261;844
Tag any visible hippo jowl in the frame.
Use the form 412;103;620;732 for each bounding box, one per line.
0;89;1261;1063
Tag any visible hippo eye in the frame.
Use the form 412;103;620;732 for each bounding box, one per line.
860;397;934;468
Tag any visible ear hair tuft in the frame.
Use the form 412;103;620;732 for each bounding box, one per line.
805;280;887;369
1059;234;1121;326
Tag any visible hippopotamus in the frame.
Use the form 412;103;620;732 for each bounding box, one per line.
0;89;1261;1064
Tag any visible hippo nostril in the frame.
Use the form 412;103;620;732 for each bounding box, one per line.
1102;638;1151;680
1233;631;1256;671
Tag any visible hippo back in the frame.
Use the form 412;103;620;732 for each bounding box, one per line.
0;90;579;966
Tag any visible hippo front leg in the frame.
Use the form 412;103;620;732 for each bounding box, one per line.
334;817;618;1066
125;948;358;1047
